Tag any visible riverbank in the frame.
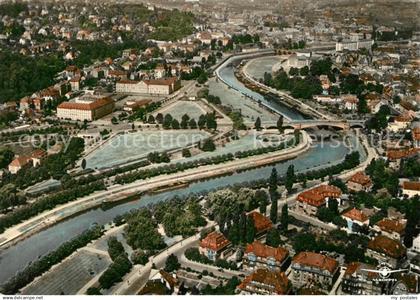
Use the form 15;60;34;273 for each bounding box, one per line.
241;56;331;120
0;131;311;250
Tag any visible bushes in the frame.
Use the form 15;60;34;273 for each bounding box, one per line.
0;180;106;234
184;247;237;270
115;136;300;185
107;237;126;261
131;250;151;265
99;254;132;290
164;254;180;272
1;225;104;294
124;209;166;251
98;237;132;290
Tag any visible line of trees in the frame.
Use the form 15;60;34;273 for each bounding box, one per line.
98;237;132;290
0;225;104;294
0;180;106;234
115;135;300;185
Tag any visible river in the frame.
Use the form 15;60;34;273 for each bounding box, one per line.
0;55;364;285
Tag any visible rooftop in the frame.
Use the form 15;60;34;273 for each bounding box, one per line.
368;235;406;259
247;211;272;233
245;241;289;262
297;185;342;207
342;208;369;223
57;97;113;111
292;251;339;274
237;269;290;295
348;171;372;187
199;231;230;252
376;218;406;234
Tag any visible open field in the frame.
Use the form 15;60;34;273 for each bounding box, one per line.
85;130;210;169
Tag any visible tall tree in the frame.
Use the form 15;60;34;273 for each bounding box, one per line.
254;117;262;131
81;158;86;170
404;196;420;248
269;168;278;194
246;216;256;243
285;164;295;193
280;203;288;231
270;191;278;224
256;190;268;215
266;228;281;247
239;212;247;244
277;115;284;133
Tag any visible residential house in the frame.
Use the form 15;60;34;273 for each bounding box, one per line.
199;231;230;261
347;171;372;192
374;218;406;242
342;208;369;232
295;185;342;216
401;181;420;198
367;235;406;268
139;269;180;295
247;211;273;234
341;262;381;295
237;269;291;295
290;251;339;291
243;241;289;272
8;156;32;174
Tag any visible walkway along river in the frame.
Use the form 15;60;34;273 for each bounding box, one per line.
0;54;366;285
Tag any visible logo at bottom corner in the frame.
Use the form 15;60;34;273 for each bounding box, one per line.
361;263;407;282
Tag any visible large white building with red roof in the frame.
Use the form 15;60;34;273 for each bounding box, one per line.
57;96;114;121
116;77;180;95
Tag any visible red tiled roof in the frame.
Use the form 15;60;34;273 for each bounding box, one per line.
348;171;372;187
292;252;338;274
9;156;31;168
342;208;369;223
344;262;378;279
297;185;342;207
412;128;420;141
402;181;420;191
118;80;139;84
237;269;290;295
57;97;113;111
248;211;272;233
245;241;289;262
199;231;230;252
144;77;178;86
387;148;418;160
376;218;406;234
30;149;47;159
368;235;406;259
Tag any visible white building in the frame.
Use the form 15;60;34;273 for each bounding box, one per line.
336;40;374;52
116;78;180;95
57;96;114;121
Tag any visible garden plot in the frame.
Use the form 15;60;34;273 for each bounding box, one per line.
208;78;278;124
153;100;209;120
85;130;210;169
